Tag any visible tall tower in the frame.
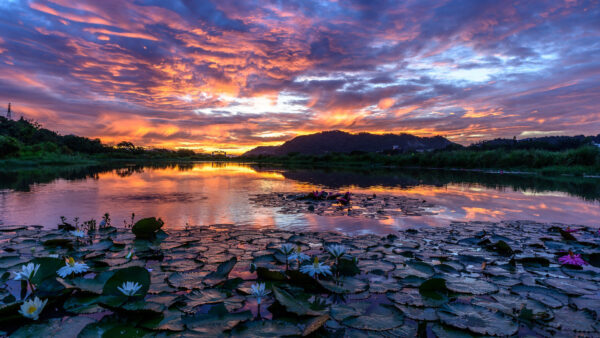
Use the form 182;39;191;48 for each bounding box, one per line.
6;103;11;120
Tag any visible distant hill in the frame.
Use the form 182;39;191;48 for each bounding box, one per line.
242;130;457;156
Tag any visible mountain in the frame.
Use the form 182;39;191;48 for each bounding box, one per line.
242;130;456;156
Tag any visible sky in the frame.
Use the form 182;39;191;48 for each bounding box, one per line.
0;0;599;154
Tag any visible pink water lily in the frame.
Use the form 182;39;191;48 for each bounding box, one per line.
558;251;587;266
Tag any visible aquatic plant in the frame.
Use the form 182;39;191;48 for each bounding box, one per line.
100;212;111;228
300;257;332;278
125;250;134;260
69;229;86;238
117;281;142;296
279;243;295;270
12;263;40;282
57;257;89;278
558;251;588;266
250;282;270;318
132;217;164;239
18;297;47;320
326;244;347;260
288;245;310;266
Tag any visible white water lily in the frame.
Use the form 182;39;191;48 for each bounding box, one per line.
12;263;40;282
117;281;142;296
57;257;89;278
300;257;332;278
70;229;86;238
279;243;295;255
19;297;47;320
250;282;270;304
326;244;347;259
288;245;310;262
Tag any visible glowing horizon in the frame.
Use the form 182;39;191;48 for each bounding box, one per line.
0;0;599;154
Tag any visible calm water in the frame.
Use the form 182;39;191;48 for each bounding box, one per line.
0;162;599;235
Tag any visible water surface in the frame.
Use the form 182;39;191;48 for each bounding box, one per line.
0;162;598;235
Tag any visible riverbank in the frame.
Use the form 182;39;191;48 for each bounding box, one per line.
241;145;600;176
0;220;598;336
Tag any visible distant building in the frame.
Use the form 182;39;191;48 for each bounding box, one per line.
212;150;226;157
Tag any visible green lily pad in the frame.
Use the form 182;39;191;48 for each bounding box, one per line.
30;257;64;285
183;303;252;335
445;277;498;295
12;316;96;338
167;271;208;290
63;295;104;314
272;286;325;316
388;287;447;307
65;271;115;294
139;309;184;332
342;304;404;331
204;257;237;286
132;217;164;239
230;320;302;337
0;255;28;269
102;266;150;300
318;277;368;294
437;302;518;336
393;260;434;279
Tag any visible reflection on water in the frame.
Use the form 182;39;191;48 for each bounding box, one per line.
0;162;598;235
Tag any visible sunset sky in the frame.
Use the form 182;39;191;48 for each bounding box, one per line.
0;0;599;154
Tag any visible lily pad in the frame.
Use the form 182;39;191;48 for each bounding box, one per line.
445;277;499;295
12;316;95;338
342;304;404;331
102;266;150;300
318;276;368;294
437;302;518;336
183;303;252;335
132;217;164;239
272;286;325;316
230;320;302;337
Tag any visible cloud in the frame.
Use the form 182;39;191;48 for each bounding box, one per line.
0;0;598;153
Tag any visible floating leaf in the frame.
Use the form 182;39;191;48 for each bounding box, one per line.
183;303;252;335
342;304;404;331
132;217;164;239
204;257;237;286
318;277;368;294
12;316;95;338
230;320;302;337
437;302;518;336
102;266;150;301
445;277;498;295
272;286;324;316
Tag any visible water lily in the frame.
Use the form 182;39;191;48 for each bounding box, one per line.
337;191;351;205
279;243;295;255
558;251;588;266
250;282;270;305
280;243;295;270
326;244;347;259
117;281;142;296
300;257;332;278
57;257;89;278
70;229;86;238
12;263;40;282
19;297;47;320
288;245;310;263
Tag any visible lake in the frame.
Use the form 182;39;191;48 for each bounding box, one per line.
0;162;599;235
